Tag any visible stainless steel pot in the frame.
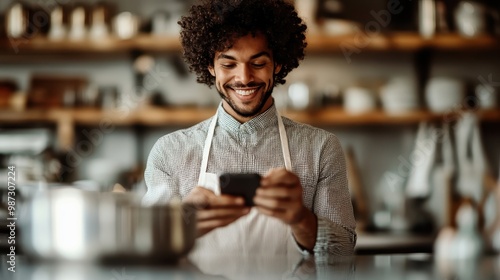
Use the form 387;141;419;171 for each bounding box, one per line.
20;188;196;264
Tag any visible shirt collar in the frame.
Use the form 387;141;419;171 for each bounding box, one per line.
216;101;278;133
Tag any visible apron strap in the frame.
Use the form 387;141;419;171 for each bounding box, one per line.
276;109;292;171
197;113;218;186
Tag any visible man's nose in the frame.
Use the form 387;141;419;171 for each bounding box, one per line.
234;65;254;85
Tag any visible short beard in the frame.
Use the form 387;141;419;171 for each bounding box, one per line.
216;82;274;118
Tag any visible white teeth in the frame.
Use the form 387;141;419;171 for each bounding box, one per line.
234;89;257;96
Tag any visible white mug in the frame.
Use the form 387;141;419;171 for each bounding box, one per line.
455;1;487;37
344;87;376;114
476;84;497;110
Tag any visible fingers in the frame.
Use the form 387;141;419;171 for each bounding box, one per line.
255;168;307;225
210;195;245;208
196;206;250;238
256;169;302;201
183;186;245;209
185;187;250;238
255;204;306;225
261;168;300;187
255;185;301;200
197;207;250;221
183;187;212;207
253;195;298;211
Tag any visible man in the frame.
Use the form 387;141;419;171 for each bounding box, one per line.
143;0;356;256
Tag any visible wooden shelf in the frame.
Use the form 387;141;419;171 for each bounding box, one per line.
2;107;499;126
1;107;498;151
2;33;500;54
284;108;437;125
0;36;132;54
132;35;182;53
306;32;500;52
69;107;217;126
285;108;500;125
2;31;499;148
0;34;181;54
0;107;215;127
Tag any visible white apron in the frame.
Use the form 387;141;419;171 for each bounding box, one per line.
189;107;301;260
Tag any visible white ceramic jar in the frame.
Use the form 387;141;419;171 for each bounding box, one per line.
380;77;419;114
425;77;466;113
344;87;376;114
455;1;487;37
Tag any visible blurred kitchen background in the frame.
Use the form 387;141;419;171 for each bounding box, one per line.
1;0;500;254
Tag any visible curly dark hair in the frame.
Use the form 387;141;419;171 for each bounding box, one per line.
178;0;307;87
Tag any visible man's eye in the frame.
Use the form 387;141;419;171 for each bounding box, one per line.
221;64;235;69
252;63;266;68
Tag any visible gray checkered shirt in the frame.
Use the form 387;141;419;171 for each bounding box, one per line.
143;103;357;256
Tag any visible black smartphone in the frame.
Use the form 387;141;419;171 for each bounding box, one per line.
219;173;261;206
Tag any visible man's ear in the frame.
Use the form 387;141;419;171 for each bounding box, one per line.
274;64;282;74
208;65;215;76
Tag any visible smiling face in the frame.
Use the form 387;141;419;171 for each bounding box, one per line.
208;33;282;123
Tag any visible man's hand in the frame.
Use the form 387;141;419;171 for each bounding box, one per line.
253;168;318;251
183;187;250;238
253;168;307;224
